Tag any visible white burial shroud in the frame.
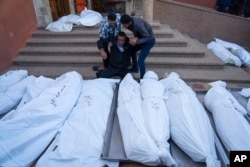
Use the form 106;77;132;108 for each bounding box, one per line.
36;78;119;167
207;41;242;67
117;73;161;166
0;71;83;167
239;88;250;112
0;75;36;115
140;71;176;166
214;38;250;68
160;72;220;167
15;76;55;110
45;8;103;32
204;81;250;151
0;69;28;92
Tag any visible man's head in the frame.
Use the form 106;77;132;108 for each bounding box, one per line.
116;31;127;46
107;13;117;27
120;14;132;28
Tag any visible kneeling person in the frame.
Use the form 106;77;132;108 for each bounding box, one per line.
96;31;133;79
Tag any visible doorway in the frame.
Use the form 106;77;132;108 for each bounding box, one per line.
91;0;125;13
49;0;71;20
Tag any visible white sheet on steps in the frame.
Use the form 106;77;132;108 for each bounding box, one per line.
207;41;242;67
0;71;83;167
214;38;250;68
45;9;103;32
36;78;119;167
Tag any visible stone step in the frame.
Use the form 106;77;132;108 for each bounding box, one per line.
25;36;188;47
19;45;205;57
50;21;164;30
8;65;250;88
12;22;250;88
37;21;163;31
13;53;223;69
32;28;174;38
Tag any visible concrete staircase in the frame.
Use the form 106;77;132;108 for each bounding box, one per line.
11;22;250;89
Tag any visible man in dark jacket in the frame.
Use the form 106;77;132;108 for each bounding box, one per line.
120;14;155;79
96;31;133;79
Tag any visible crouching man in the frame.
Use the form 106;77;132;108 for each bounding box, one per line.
96;31;133;79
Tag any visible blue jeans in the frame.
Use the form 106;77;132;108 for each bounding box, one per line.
133;38;156;78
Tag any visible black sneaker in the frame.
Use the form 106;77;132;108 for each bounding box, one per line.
92;66;104;72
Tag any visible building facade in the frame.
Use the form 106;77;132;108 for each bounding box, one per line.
2;0;249;74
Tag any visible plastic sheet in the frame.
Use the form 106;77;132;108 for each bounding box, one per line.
0;71;83;167
0;70;28;92
207;41;242;67
117;73;161;166
160;72;220;167
215;38;250;68
204;81;250;151
45;9;102;32
36;78;119;167
0;75;36;115
140;71;176;166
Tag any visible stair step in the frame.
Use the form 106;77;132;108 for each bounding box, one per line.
19;45;205;57
37;20;163;31
32;28;174;38
11;23;250;88
9;65;250;88
13;53;224;69
25;36;188;47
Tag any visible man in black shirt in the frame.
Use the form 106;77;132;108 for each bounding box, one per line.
96;31;133;79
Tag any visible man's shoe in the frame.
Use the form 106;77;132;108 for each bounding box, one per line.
92;66;104;72
130;67;139;73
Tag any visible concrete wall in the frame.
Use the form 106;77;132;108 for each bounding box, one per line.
0;0;37;72
175;0;216;9
154;0;250;49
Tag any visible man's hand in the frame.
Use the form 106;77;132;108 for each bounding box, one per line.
108;42;113;47
129;37;138;46
100;48;107;59
108;42;113;53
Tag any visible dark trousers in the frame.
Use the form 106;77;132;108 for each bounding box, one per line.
96;66;130;79
132;38;156;78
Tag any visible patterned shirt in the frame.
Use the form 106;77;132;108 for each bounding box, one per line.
99;13;121;40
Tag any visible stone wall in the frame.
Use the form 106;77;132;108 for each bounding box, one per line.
175;0;216;9
0;0;37;72
154;0;250;49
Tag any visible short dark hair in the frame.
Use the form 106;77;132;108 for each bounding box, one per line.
120;14;132;24
107;13;116;21
117;31;126;37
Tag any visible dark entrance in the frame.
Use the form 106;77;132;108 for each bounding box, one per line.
49;0;71;20
91;0;125;13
